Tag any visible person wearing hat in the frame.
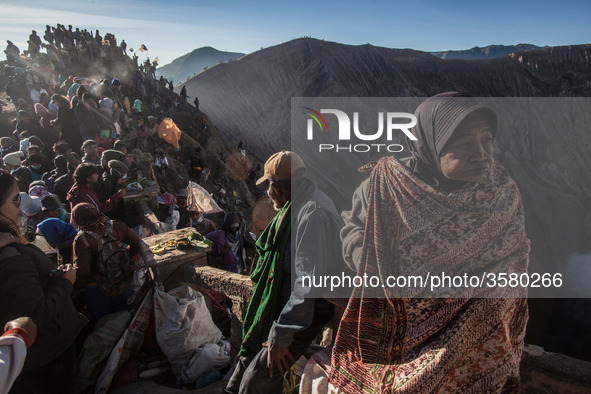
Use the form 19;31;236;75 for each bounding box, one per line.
41;194;69;223
4;151;32;193
224;151;342;393
19;192;43;241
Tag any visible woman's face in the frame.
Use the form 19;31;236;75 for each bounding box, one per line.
0;183;22;227
439;114;494;183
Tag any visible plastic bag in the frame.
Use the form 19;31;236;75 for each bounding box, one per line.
186;181;223;214
157;118;182;150
181;339;231;386
154;286;222;378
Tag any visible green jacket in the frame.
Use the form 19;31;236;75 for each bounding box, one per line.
0;243;87;370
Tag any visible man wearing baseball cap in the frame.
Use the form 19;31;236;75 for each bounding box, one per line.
224;151;342;393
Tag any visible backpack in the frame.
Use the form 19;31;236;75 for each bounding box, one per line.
85;221;133;297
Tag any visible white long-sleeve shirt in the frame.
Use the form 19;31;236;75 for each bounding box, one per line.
0;334;27;394
30;88;48;104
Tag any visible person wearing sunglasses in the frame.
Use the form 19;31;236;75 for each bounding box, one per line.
0;171;87;393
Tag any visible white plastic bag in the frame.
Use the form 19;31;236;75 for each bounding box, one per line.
181;339;231;385
186;181;223;214
153;286;222;378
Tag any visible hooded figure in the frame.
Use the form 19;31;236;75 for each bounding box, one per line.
221;212;246;272
37;218;77;249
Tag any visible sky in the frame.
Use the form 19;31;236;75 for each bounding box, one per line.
1;0;590;66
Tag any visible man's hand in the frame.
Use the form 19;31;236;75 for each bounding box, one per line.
267;342;295;378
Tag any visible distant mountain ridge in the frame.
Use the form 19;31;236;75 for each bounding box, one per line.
431;43;541;59
156;46;245;85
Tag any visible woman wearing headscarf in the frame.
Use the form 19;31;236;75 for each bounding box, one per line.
71;202;140;324
330;93;530;393
221;211;247;273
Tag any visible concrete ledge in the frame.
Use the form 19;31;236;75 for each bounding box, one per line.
182;265;253;321
520;344;591;393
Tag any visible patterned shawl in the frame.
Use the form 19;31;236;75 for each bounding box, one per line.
330;157;529;393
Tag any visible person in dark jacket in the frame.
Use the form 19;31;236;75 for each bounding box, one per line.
51;95;82;153
0;171;87;393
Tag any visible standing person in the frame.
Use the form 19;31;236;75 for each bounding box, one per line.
50;95;82;152
66;163;125;213
71;202;140;324
223;151;341;393
330;93;530;392
0;172;87;394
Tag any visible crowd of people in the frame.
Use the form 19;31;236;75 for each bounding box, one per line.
0;25;258;393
